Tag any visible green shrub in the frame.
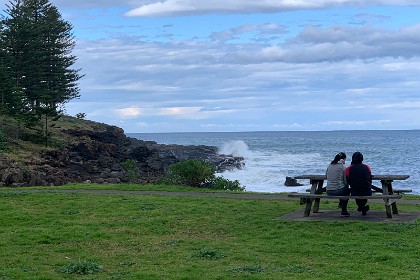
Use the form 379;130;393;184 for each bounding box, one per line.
164;159;245;191
58;260;102;275
169;159;215;187
121;159;139;182
75;112;86;119
209;177;245;191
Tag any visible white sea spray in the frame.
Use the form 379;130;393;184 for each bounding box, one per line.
130;131;420;194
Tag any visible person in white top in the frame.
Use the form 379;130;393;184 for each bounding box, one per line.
326;152;350;216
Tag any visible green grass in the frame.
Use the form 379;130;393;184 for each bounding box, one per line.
2;183;281;196
0;185;419;279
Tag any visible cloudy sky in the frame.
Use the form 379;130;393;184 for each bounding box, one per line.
2;0;420;133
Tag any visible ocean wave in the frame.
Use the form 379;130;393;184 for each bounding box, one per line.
218;140;252;158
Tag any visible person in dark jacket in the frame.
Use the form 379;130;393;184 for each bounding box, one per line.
345;152;372;215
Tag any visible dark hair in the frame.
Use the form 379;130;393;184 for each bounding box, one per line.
351;151;364;164
331;152;346;164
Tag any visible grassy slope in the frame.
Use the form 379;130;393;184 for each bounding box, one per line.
0;185;419;279
0;114;111;163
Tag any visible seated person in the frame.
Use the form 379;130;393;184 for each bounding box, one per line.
346;152;372;215
326;152;350;216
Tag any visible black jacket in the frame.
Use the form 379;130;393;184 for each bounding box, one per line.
346;163;372;196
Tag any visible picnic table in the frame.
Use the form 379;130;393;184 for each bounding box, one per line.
289;174;410;218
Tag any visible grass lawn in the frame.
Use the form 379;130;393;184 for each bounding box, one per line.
0;185;419;279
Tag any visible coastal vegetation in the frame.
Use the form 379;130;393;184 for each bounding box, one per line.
158;158;245;191
0;0;82;147
0;185;419;279
1;1;244;189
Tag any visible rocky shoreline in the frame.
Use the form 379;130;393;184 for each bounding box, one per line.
0;123;244;187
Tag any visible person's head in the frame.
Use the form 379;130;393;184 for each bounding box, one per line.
331;152;346;164
351;151;364;164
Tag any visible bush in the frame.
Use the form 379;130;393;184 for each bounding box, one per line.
165;159;245;191
209;177;245;191
121;159;139;182
169;159;215;187
75;112;86;119
58;260;102;275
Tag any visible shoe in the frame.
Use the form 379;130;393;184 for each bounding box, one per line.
362;205;370;216
341;211;350;217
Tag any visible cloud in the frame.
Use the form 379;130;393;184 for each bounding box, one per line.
124;0;420;17
349;13;391;25
321;120;392;126
210;23;286;42
258;24;420;63
71;24;420;129
377;101;420;109
75;22;420;69
49;0;127;9
115;107;143;118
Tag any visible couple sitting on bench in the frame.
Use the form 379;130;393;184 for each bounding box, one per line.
325;151;374;217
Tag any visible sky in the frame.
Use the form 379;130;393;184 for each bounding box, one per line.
1;0;420;133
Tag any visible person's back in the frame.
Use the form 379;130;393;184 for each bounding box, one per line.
326;152;350;216
345;152;372;215
326;162;347;191
347;162;372;195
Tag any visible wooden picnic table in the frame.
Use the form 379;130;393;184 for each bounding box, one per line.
293;174;410;218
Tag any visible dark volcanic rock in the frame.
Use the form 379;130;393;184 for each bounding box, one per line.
0;124;244;187
284;176;303;187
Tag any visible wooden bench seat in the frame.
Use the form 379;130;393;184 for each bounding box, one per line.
304;188;412;194
288;193;402;218
290;193;402;200
387;189;412;194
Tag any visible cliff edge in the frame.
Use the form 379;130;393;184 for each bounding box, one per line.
0;116;244;187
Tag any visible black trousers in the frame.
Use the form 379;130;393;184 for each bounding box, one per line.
355;199;368;210
352;189;372;210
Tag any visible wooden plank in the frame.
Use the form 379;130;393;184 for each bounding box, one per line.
385;204;393;218
391;202;398;214
374;175;410;180
393;189;412;193
304;199;313;217
313;180;324;213
287;193;402;199
294;175;325;180
293;174;410;181
381;179;397;218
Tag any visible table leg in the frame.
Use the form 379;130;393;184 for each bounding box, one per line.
385;204;393;218
312;180;324;213
304;198;313;217
381;180;394;218
391;203;398;214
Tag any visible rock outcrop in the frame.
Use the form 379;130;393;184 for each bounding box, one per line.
284;176;303;187
0;124;244;187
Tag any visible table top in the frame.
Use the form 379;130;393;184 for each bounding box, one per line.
294;174;410;181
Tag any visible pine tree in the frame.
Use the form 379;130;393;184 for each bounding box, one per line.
1;0;28;108
2;0;82;110
1;0;82;145
0;20;23;116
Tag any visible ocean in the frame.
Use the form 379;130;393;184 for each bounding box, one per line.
128;130;420;194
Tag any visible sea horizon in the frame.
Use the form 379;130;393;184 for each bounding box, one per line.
129;130;420;194
127;128;420;135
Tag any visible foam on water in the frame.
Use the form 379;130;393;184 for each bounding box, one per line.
129;131;420;194
219;140;252;159
217;140;317;193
